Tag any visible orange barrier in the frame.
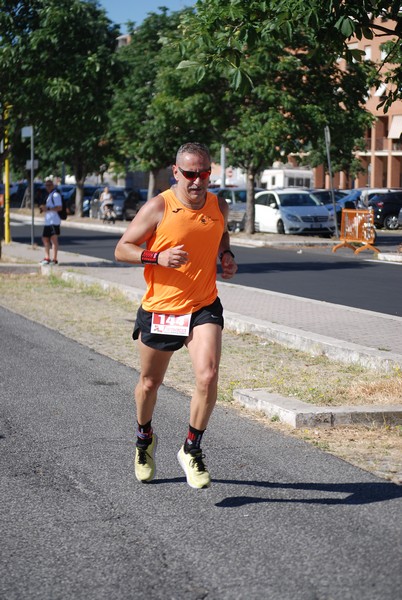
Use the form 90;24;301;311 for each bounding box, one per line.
332;209;379;254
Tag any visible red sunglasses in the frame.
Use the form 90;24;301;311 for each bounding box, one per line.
177;166;211;181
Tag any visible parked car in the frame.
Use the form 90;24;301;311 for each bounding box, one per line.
340;189;364;206
310;189;357;225
78;186;100;216
123;189;144;220
208;186;263;231
368;191;402;229
90;186;127;220
357;187;400;208
0;182;28;206
123;188;159;220
254;189;336;235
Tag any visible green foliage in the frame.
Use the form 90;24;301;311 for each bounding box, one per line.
108;7;227;184
0;0;119;214
177;4;374;232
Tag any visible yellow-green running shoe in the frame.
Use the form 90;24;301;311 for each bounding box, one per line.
177;446;211;489
135;434;157;483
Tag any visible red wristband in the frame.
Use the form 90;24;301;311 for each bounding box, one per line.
141;250;159;264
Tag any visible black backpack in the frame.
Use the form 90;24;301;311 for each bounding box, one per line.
50;189;68;220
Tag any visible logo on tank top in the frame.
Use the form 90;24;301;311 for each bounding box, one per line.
172;208;184;213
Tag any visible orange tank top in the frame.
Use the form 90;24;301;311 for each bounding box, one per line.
142;189;224;314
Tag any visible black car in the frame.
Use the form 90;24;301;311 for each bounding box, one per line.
124;189;144;220
368;191;402;229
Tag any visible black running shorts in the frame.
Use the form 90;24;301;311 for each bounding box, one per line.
133;297;224;351
42;225;60;238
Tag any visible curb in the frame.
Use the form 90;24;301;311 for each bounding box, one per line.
0;263;41;274
224;310;402;373
234;389;402;428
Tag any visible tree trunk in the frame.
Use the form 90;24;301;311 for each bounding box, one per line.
245;167;257;235
74;159;86;217
148;169;159;200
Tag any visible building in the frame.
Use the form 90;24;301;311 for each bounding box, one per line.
314;16;402;190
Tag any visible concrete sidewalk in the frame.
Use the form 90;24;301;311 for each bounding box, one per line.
3;215;402;427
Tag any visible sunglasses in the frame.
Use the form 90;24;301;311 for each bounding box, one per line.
177;166;211;181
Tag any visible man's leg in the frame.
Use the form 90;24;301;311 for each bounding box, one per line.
134;337;173;483
178;323;222;488
135;337;173;424
42;235;51;262
186;322;222;430
50;233;59;263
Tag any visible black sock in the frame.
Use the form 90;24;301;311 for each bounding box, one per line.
184;425;205;453
136;420;153;449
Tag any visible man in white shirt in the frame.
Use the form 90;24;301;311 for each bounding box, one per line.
39;179;62;265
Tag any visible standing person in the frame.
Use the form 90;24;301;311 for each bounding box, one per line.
39;179;62;265
115;142;237;489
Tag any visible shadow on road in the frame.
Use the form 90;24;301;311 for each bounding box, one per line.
152;477;402;506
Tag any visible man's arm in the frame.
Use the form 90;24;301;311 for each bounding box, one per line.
114;194;189;268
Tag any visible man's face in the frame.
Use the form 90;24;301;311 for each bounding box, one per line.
173;152;211;204
45;181;54;193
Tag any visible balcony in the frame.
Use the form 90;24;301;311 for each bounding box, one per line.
358;137;402;152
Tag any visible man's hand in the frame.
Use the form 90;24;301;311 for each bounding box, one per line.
220;254;237;279
157;245;189;268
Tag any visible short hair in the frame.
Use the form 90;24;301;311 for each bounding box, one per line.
176;142;211;164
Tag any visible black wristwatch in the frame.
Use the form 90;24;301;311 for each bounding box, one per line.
219;249;235;260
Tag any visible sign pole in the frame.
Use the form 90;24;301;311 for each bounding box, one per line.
4;105;11;244
324;126;339;238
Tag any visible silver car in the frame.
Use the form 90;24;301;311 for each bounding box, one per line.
208;187;263;231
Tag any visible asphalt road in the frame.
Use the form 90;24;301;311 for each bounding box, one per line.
1;308;402;600
10;221;402;316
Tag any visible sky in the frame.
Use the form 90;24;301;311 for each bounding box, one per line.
98;0;195;33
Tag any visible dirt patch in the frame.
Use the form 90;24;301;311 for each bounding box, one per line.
1;271;401;484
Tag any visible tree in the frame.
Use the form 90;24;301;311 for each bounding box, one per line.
180;0;401;110
0;0;120;214
179;6;374;233
108;8;226;197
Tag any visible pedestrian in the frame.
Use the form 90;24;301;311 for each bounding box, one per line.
99;186;116;223
115;142;237;489
39;178;62;265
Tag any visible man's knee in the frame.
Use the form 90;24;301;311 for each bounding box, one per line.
139;373;164;394
195;366;219;393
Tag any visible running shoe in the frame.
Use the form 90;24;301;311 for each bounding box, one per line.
40;258;50;265
177;446;211;489
49;260;58;265
134;434;157;483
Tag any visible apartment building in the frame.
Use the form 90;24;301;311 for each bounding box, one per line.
315;16;402;190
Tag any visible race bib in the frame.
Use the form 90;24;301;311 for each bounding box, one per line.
151;312;191;336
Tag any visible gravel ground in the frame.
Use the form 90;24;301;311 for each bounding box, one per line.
0;269;401;485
